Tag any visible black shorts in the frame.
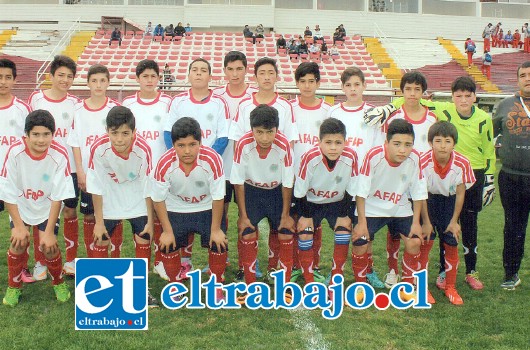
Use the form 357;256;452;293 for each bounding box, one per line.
302;201;352;230
10;218;60;235
167;210;227;253
80;190;94;215
463;169;485;213
243;184;288;235
63;172;80;209
103;216;148;240
426;193;458;246
353;216;413;245
224;181;235;204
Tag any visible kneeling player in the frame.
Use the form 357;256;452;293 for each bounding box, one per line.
148;117;228;302
294;118;358;287
353;119;428;302
2;110;74;306
420;122;475;305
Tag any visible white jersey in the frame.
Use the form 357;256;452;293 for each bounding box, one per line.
0;97;31;167
67;98;120;172
213;84;258;179
0;139;74;225
87;134;152;220
295;145;358;204
229;92;299;143
356;145;427;217
165;89;229;149
122;91;171;164
231;131;294;189
420;150;476;196
291;97;331;169
148;145;225;213
28;90;80;172
383;106;437;154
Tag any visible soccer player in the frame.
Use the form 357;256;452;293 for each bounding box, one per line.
68;64;120;259
0;59;34;284
164;58;229;279
1;110;74;306
353;119;427;302
294;118;358;287
231;105;295;304
149;117;227;301
28;55;80;278
122;59;171;280
420;121;475;305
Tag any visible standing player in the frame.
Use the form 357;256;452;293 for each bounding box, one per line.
1;110;73;306
149;117;228;302
231;105;295;304
28;55;80;278
68;64;120;259
122;59;171;280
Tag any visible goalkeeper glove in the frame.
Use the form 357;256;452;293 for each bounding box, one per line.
482;174;495;207
363;104;398;127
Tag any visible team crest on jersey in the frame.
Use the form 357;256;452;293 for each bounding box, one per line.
154;115;161;123
62;112;70;120
449;184;456;194
195;181;205;188
207;113;214;121
42;173;51;182
270;164;279;172
128;172;138;180
335;176;343;184
9;119;15;127
401;174;408;183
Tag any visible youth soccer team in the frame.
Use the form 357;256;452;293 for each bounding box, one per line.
0;49;495;308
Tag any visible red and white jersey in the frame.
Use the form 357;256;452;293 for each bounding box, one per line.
295;145;358;204
213;84;258;179
86;134;152;220
0;139;74;225
28;90;80;172
231;131;294;189
420;150;476;196
382;106;437;154
229;92;299;143
0;96;31;166
148;145;225;213
67;98;120;172
327;102;383;163
165;89;229;149
291;97;331;169
356;145;427;217
122;91;171;164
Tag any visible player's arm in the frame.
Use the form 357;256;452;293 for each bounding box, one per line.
211;101;229;155
353;196;369;241
445;184;465;242
410;200;424;243
420;200;433;241
278;185;295;233
137;197;154;242
234;184;255;235
152;200;176;253
72;147;86;191
210;198;228;252
40;200;62;256
482;116;496;206
92;194;108;245
5;203;30;250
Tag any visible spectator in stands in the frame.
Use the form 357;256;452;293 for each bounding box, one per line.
304;26;312;39
321;41;328;55
504;30;514;48
255;24;265;39
244;25;256;44
313;25;324;42
175;22;186;37
309;42;320;54
145;21;153;36
333;28;345;45
513;29;523;49
338;24;346;36
329;44;340;59
164;24;175;40
162;63;175;90
482;49;492;80
492;22;502;47
185;23;192;34
109;27;122;47
299;39;308;55
276;34;286;53
524;23;530;52
465;37;476;68
153;24;164;37
482;23;493;51
498;29;507;48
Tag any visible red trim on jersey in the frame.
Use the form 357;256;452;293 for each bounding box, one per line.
27;91;39;105
199;146;223;180
383;145;401;168
342;147;359;176
179;158;198;176
224;84;252;99
23;137;49;160
154;148;176;182
218;96;230;120
0;140;23;177
298;147;321;179
234;132;255;163
252;92;278;107
189;89;213;104
410;149;423;179
134;135;153;174
297;97;324;111
50;141;71;176
43;91;68;103
360;146;383;175
273;132;292;166
83;97;109;112
88;135;110;170
340;102;365;112
402;106;428;125
432;152;453;179
135;91;161;105
0;96;15;110
453;152;475;184
233;97;252;122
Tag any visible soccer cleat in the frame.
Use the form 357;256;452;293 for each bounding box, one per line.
53;282;71;302
3;287;21;307
147;291;159;308
313;269;327;284
445;287;463;305
427;290;436;304
255;260;263;279
399;289;416;303
283;291;293;304
178;261;193;280
33;262;48;281
235;269;244;282
436;271;446;290
153;262;169;281
21;269;35;284
290;268;302;283
62;261;75;276
500;274;521;290
236;293;247;306
465;271;484;290
384;269;400;289
366;270;386;289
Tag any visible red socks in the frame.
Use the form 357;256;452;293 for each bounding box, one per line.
92;244;109;258
181;234;194;259
237;237;244;270
352;252;369;283
7;250;24;288
313;226;322;268
240;237;258;284
83;218;95;258
402;251;421;285
268;229;280;270
160;251;181;282
332;234;350;277
278;238;294;282
45;253;64;285
209;250;227;282
444;243;459;288
63;217;79;262
387;231;401;273
419;239;434;270
33;227;45;265
110;221;123;258
135;241;151;267
153;221;163;265
298;246;314;284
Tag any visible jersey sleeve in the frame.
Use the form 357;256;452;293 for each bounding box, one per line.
230;143;246;185
283;106;300;142
50;157;75;202
0;150;21;204
228;107;246;142
356;156;373;199
282;146;294;188
215;100;229;139
86;148;106;196
409;160;428;201
294;154;312;198
147;173;171;202
67;116;80;147
164;99;179;132
346;156;359;197
209;165;226;201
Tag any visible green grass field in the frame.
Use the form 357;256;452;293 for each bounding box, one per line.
0;168;529;350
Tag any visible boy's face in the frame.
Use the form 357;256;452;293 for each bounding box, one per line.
517;66;530;97
0;67;15;97
252;126;277;149
25;125;53;156
296;73;320;99
188;61;210;89
429;135;455;163
173;135;200;165
342;75;366;103
385;133;414;164
319;133;345;161
255;63;277;92
50;66;74;93
224;60;246;87
107;124;135;155
452;89;476;115
402;82;423;108
87;73;109;98
136;68;159;93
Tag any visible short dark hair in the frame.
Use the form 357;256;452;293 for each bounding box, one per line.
386;119;415;142
341;67;365;84
250;104;279;130
451;76;476;94
136;59;160;77
517;61;530;77
254;57;278;76
319;118;346;140
106;106;135;131
428;121;458;144
295;62;320;82
224;51;247;68
400;71;427;93
0;58;17;79
189;58;211;74
87;64;110;81
50;55;76;76
25;109;55;135
171;117;201;144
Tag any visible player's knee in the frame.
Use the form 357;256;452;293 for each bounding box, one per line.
334;225;352;234
352;238;368;247
9;244;26;255
352;244;367;255
84;214;95;222
134;234;150;245
62;206;77;219
404;236;421;251
44;250;60;260
298;232;313;241
442;234;458;247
